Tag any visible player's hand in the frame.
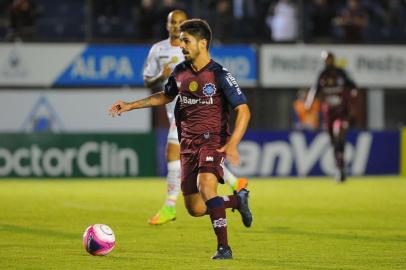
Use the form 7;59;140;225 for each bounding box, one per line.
160;62;172;80
217;143;240;166
108;100;129;117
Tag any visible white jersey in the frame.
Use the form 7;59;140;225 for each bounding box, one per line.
143;38;184;122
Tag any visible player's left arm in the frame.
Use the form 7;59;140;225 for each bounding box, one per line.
216;69;251;165
220;104;251;165
340;68;357;90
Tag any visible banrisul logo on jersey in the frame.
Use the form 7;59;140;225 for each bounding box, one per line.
0;134;155;177
202;83;216;97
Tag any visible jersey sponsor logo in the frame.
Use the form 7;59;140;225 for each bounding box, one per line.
326;95;342;106
202;83;216;97
213;218;227;228
179;95;213;105
188;81;198;92
225;73;242;95
206;156;214;162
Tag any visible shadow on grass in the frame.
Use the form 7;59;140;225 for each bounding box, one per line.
0;224;78;240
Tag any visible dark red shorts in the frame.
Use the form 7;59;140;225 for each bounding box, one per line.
322;103;349;131
180;147;225;196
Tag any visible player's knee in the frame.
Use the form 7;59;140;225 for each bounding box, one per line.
166;143;180;161
185;205;206;217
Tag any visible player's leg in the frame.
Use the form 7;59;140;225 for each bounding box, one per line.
222;165;248;192
198;148;252;259
148;121;180;225
197;172;233;259
331;118;349;182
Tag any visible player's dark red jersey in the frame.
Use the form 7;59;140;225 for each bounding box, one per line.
315;66;357;129
316;67;356;111
164;60;247;153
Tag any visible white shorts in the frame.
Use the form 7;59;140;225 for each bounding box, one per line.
167;117;179;145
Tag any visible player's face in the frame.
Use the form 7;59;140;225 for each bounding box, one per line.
180;32;201;61
167;12;187;39
324;55;335;68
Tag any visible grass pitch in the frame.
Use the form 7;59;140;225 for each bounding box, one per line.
1;177;405;270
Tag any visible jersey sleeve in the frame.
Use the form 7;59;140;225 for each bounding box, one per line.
216;68;248;108
315;71;323;93
143;45;159;78
164;74;179;97
339;69;356;88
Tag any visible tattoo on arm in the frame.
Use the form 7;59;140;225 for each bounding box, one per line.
130;91;171;109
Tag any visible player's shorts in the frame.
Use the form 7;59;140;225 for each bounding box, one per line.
322;103;349;132
180;136;226;196
167;118;179;145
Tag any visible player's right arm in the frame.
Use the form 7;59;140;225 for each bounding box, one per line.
108;91;174;117
304;72;322;110
109;74;179;117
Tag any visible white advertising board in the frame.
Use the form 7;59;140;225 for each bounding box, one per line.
0;43;84;86
260;45;406;88
0;88;151;132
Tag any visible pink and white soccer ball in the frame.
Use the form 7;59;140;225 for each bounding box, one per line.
83;224;116;256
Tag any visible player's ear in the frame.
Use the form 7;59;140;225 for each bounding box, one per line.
199;39;207;50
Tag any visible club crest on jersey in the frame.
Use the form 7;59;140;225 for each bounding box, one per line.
189;81;198;92
171;56;179;64
202;83;216;97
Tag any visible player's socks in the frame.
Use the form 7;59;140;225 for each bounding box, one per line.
334;139;346;182
206;197;229;248
221;195;240;209
223;166;248;192
165;160;181;207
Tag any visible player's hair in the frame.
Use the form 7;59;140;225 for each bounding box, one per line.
180;19;212;49
321;51;335;60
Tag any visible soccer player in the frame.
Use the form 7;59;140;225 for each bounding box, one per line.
306;51;358;182
143;10;248;225
109;19;252;259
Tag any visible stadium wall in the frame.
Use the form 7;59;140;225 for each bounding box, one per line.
0;89;151;133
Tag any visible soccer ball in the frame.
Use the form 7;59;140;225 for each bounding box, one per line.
83;224;116;256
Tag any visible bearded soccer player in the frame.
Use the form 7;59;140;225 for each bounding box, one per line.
143;10;248;225
306;51;358;182
109;19;252;259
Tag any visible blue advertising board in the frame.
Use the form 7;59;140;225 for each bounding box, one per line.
54;45;257;87
156;130;400;177
54;45;149;86
211;45;257;87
